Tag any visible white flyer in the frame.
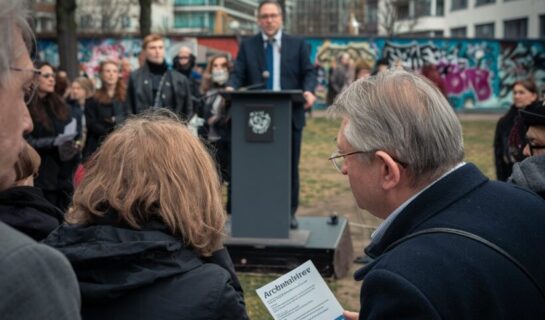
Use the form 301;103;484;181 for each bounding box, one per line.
256;260;345;320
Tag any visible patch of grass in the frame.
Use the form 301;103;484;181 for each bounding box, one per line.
239;116;497;319
461;120;496;178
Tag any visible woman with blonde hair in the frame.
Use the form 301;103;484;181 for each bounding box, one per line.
44;110;248;320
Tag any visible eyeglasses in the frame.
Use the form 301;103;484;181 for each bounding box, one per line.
10;67;42;104
259;13;280;20
529;143;545;156
178;56;190;60
41;72;56;79
329;149;408;173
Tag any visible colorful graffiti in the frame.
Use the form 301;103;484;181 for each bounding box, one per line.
308;38;512;109
37;37;234;81
37;36;544;110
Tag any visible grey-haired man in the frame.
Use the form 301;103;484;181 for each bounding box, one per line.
0;1;80;319
332;70;545;319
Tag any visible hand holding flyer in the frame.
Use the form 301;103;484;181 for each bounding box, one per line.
256;260;345;320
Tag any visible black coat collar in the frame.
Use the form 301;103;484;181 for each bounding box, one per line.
356;163;488;279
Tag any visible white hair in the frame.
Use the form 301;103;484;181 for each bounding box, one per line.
0;0;33;87
329;70;464;185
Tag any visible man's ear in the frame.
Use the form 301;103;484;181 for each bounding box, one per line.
375;151;402;190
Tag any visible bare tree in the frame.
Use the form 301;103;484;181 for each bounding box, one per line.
77;0;135;33
56;0;78;79
139;0;152;37
379;0;420;37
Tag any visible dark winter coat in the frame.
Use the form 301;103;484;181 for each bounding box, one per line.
26;100;76;192
83;98;127;160
127;61;193;120
356;164;545;319
508;153;545;200
43;219;249;320
0;186;63;241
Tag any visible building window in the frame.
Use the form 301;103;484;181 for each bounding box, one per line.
475;0;495;6
174;0;207;5
539;15;545;38
365;0;378;23
436;0;444;16
504;18;528;39
450;26;467;38
396;1;410;19
415;0;431;17
121;16;131;29
80;15;93;29
451;0;467;11
475;22;494;38
174;12;206;29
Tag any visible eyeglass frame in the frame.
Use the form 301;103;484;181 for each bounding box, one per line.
328;149;408;173
258;13;280;20
10;66;42;104
529;143;545;156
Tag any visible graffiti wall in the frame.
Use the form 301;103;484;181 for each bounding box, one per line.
37;36;544;110
308;37;545;110
37;37;236;80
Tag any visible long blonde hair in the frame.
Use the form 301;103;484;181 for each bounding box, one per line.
67;110;226;256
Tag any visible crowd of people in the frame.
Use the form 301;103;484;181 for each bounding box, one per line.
2;0;545;319
21;33;239;215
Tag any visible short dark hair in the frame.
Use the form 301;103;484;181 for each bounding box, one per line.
258;0;282;15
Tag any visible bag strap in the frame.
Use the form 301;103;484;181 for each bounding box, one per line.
384;227;545;300
152;72;168;108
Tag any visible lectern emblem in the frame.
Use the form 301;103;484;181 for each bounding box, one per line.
248;111;271;134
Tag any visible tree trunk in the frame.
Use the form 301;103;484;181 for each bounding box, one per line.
139;0;152;37
56;0;78;79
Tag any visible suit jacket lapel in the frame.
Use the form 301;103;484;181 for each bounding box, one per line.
255;34;266;78
280;33;288;87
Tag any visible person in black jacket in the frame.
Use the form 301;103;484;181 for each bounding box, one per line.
0;142;63;240
27;61;79;212
83;60;127;160
44;110;248;320
127;34;193;120
494;79;539;180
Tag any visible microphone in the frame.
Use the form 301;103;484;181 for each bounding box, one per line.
238;71;270;91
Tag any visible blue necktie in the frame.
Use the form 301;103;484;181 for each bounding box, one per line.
265;39;274;90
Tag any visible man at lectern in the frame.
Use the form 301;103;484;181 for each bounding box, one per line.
228;0;317;229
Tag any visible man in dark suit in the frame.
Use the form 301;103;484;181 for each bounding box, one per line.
330;71;545;319
228;0;317;229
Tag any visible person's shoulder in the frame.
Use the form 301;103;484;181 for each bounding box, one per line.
282;33;306;43
188;260;232;282
0;222;36;256
0;223;68;268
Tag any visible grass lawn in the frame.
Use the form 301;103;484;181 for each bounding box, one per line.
238;115;497;319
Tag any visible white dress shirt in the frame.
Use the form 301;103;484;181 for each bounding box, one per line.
262;30;282;91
